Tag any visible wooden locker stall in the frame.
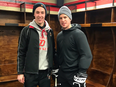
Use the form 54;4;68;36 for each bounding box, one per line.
0;2;60;87
0;3;27;87
72;6;116;87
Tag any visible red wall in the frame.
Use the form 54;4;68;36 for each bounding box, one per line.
0;0;115;13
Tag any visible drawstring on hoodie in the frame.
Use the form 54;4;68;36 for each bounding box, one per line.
41;28;47;38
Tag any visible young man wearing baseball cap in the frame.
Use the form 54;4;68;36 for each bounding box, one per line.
56;6;92;87
17;2;55;87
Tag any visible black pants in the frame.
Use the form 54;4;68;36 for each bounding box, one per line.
24;70;50;87
57;69;86;87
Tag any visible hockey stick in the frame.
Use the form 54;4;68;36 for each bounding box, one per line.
53;73;58;87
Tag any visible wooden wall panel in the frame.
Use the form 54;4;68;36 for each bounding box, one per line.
83;27;114;86
0;26;21;86
0;50;4;65
86;8;111;23
111;28;116;87
49;15;61;49
26;13;34;23
0;64;17;76
0;27;20;65
88;69;110;85
92;28;113;73
0;11;23;24
72;12;85;24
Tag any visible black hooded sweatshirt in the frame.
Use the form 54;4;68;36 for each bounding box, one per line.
57;24;92;74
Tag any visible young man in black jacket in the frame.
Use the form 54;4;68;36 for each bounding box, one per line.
56;6;92;87
17;2;55;87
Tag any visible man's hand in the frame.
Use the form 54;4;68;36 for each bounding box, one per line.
17;74;25;84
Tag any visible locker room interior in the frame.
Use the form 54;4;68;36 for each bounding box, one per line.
0;0;116;87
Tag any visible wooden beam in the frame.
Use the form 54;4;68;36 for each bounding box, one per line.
18;23;28;27
102;23;116;27
80;24;91;27
0;23;5;26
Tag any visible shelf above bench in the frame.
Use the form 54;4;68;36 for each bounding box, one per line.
1;22;116;27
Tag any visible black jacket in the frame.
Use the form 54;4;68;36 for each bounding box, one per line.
17;25;55;74
57;24;92;73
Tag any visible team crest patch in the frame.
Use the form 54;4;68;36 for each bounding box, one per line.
50;32;52;36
